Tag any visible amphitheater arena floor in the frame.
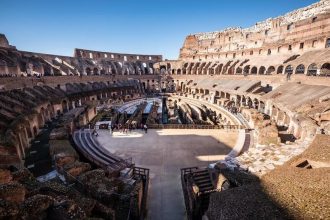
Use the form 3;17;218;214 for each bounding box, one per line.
97;129;238;220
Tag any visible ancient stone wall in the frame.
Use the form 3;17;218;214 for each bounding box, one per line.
179;0;330;60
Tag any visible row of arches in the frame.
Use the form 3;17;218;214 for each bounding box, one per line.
84;61;154;76
166;62;330;76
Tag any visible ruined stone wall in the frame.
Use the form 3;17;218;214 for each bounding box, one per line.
0;75;157;90
0;37;162;77
179;0;330;60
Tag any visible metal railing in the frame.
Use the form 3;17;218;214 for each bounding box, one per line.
147;124;241;130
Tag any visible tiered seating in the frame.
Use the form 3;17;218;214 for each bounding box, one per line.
73;129;129;172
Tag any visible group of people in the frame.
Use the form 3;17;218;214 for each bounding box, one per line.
110;123;148;134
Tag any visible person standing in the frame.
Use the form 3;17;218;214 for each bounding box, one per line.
144;124;148;134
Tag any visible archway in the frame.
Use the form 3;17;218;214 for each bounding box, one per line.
93;67;99;75
285;65;293;75
258;66;266;75
62;100;68;113
243;66;250;75
295;64;305;74
100;69;106;75
266;66;275;75
33;126;38;137
251;66;257;74
236;67;242;74
277;65;284;74
320;63;330;76
307;63;317;76
86;67;91;75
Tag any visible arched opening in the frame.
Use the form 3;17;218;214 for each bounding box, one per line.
295;64;305;74
215;64;223;75
23;120;32;139
100;69;106;75
251;66;257;74
143;63;149;74
307;63;317;76
47;104;54;118
43;64;52;76
243;66;250;75
277;65;284;74
285;65;293;75
266;66;275;75
93;67;99;75
177;69;182;75
62;100;68;113
37;113;44;129
236;67;242;74
33;126;38;137
320;63;330;76
258;66;266;75
85;67;91;75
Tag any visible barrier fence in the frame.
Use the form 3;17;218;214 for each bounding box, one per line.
147;124;242;129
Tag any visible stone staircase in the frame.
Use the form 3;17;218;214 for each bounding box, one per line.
192;169;214;216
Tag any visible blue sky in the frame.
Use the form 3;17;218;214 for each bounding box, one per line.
0;0;318;59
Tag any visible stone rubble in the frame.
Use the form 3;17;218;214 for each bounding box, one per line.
222;139;311;176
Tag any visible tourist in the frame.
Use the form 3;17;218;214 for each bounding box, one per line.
144;124;148;133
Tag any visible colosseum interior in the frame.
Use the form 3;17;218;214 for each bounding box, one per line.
0;0;329;219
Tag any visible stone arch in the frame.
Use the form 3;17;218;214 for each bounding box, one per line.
37;113;44;129
33;126;38;137
295;64;305;74
215;64;223;75
258;66;266;75
47;104;54;118
85;67;91;75
243;66;250;75
62;100;68;113
23;119;33;139
320;63;330;76
236;67;242;74
177;69;182;75
285;65;293;74
267;66;276;75
277;65;284;74
251;66;257;74
307;63;317;76
100;69;106;75
93;67;99;75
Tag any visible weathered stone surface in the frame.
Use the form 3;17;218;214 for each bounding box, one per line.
0;183;26;203
0;199;19;219
0;169;12;184
63;161;91;182
20;194;53;219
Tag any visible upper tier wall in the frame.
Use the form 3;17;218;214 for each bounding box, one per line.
180;0;330;60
